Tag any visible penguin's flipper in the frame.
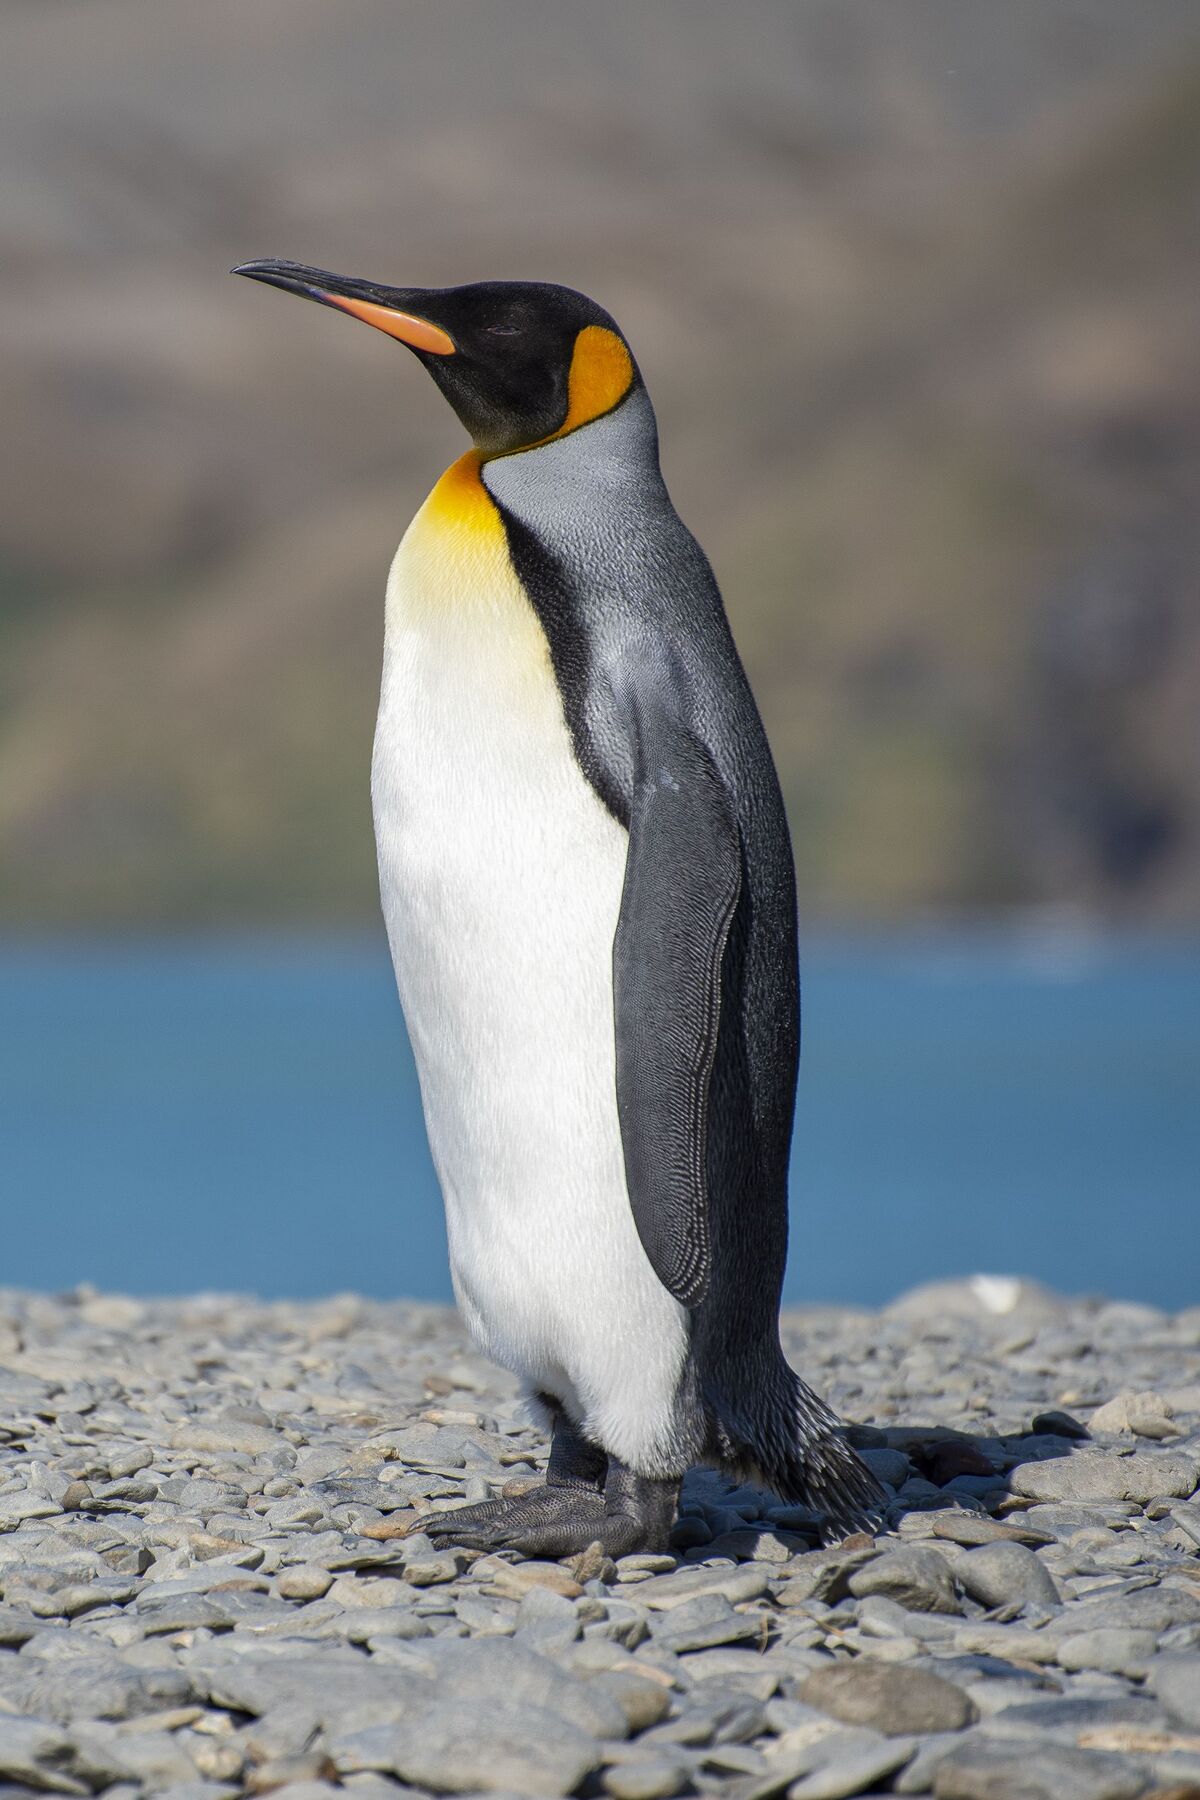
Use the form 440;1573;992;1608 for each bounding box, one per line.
614;684;742;1308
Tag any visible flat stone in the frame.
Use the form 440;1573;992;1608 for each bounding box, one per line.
669;1515;713;1551
673;1648;778;1700
0;1493;63;1528
146;1783;239;1800
585;1669;672;1733
169;1418;282;1457
800;1661;976;1735
626;1564;770;1612
276;1565;334;1601
1064;1589;1200;1635
700;1530;786;1565
382;1424;470;1468
952;1624;1067;1665
0;1717;87;1793
1030;1412;1090;1440
474;1556;583;1600
848;1546;960;1614
136;1592;241;1633
77;1724;196;1789
777;1544;879;1606
931;1740;1150;1799
1056;1629;1159;1676
1021;1502;1141;1538
514;1584;579;1652
981;1693;1167;1746
330;1698;599;1796
602;1757;688;1799
649;1592;763;1654
856;1594;958;1644
19;1659;198;1724
931;1516;1053;1550
191;1653;407;1727
782;1727;916;1799
106;1448;154;1480
1009;1450;1198;1504
400;1549;462;1587
954;1542;1061;1610
1152;1655;1200;1731
0;1605;43;1646
858;1449;912;1488
249;1781;337;1800
19;1576;139;1619
1089;1392;1177;1439
893;1732;968;1794
89;1478;160;1507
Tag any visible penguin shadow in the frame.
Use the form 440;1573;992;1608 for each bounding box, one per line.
847;1406;1095;1535
668;1410;1095;1563
670;1465;829;1561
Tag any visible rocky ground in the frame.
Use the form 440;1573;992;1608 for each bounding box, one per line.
1;1282;1199;1800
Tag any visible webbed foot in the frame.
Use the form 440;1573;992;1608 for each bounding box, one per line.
426;1482;610;1556
424;1404;679;1558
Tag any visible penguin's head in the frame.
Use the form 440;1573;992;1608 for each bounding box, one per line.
231;262;638;457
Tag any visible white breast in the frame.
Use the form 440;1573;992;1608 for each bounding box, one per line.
370;466;688;1473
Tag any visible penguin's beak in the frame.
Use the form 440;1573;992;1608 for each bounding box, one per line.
231;259;456;355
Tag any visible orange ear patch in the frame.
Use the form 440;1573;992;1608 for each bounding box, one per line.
555;326;634;438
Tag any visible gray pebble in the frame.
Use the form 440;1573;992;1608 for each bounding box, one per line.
1150;1652;1200;1730
782;1727;916;1799
979;1692;1166;1745
848;1546;960;1615
602;1756;688;1799
674;1648;778;1700
0;1716;83;1791
1009;1449;1198;1504
650;1592;764;1654
18;1657;196;1724
1030;1412;1089;1440
629;1564;770;1611
1063;1588;1200;1635
275;1564;333;1601
778;1543;879;1606
930;1740;1150;1800
1055;1628;1158;1676
857;1447;912;1488
330;1697;598;1796
954;1542;1061;1611
800;1661;976;1735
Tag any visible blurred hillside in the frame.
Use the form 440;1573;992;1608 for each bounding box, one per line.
2;0;1199;928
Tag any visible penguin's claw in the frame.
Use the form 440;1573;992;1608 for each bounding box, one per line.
419;1497;509;1542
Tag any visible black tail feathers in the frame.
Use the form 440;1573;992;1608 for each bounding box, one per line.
711;1359;887;1544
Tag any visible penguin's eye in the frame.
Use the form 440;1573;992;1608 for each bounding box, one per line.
485;323;523;338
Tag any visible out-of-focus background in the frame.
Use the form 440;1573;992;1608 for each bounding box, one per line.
3;0;1198;1306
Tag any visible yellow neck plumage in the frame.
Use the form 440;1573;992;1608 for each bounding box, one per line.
422;324;634;525
390;323;634;642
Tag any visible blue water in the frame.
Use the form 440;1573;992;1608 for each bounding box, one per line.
2;933;1196;1309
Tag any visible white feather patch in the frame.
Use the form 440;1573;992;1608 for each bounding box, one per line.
371;469;690;1474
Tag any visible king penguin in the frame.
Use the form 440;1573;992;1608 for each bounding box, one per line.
232;261;886;1553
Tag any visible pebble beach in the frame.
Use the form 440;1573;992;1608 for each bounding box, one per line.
2;1281;1199;1800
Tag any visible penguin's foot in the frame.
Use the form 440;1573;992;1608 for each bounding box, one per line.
425;1483;609;1557
426;1465;680;1558
426;1415;680;1560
